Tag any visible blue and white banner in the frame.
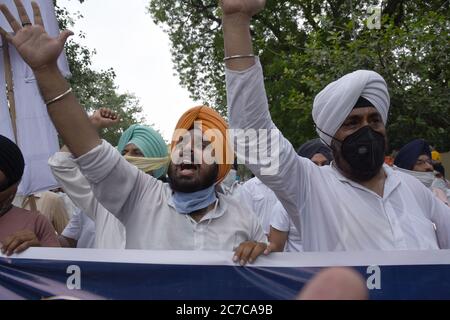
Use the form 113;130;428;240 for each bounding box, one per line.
1;249;450;300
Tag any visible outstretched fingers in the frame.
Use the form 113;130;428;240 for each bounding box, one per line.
13;0;31;26
0;3;22;32
31;1;44;27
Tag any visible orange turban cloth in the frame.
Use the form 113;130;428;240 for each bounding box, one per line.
171;106;234;184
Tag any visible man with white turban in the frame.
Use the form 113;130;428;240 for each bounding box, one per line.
221;0;450;251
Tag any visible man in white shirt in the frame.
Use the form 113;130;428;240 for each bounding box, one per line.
269;201;302;252
0;0;267;265
59;208;96;249
239;177;280;235
221;0;450;251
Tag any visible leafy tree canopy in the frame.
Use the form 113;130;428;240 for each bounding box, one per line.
149;0;449;152
55;0;146;146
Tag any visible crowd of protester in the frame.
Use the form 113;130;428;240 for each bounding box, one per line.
0;0;449;298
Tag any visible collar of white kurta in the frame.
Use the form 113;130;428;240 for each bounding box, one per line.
329;163;401;199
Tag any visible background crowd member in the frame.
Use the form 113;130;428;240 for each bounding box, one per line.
58;207;95;248
432;164;450;205
432;163;449;193
394;139;434;175
14;190;72;234
394;139;449;205
297;138;333;166
432;149;442;163
51;108;169;249
431;150;450;202
239;177;280;236
221;0;450;251
32;191;70;234
266;202;302;253
0;135;59;256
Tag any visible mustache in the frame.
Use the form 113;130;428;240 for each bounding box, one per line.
179;162;199;170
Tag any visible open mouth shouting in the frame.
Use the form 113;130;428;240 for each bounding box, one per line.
177;161;200;178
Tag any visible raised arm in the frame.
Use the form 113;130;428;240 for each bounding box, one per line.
0;0;100;157
221;0;317;230
221;0;265;71
48;109;119;221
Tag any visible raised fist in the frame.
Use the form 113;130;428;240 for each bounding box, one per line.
90;108;120;129
220;0;266;18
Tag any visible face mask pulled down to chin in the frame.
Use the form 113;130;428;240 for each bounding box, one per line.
410;171;436;188
394;166;437;188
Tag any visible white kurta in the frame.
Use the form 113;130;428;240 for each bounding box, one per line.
62;208;96;249
226;60;450;252
270;202;303;252
64;142;266;251
49;152;126;249
239;177;283;235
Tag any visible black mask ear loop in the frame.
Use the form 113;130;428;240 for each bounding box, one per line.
314;125;342;170
314;125;341;149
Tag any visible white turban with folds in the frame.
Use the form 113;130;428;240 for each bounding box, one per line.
312;70;390;145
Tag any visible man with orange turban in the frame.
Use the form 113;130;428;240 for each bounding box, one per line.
168;106;233;211
0;0;267;265
170;105;234;187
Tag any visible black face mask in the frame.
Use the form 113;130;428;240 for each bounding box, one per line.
338;126;386;181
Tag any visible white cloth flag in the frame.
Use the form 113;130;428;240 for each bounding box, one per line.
0;0;71;196
0;48;15;140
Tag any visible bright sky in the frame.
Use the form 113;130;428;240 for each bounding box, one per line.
58;0;199;140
